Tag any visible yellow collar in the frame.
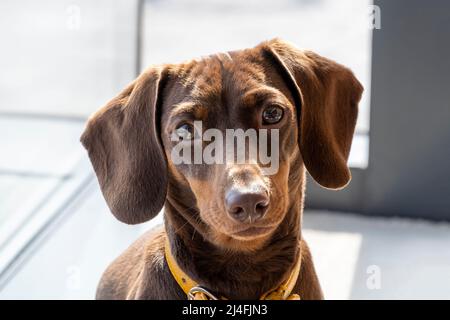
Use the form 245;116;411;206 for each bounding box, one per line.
164;237;301;300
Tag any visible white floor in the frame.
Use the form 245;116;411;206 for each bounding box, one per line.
303;212;450;299
1;181;450;300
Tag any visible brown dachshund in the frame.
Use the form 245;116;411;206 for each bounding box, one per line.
81;38;363;300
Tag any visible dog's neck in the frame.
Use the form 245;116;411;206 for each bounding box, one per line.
164;194;303;300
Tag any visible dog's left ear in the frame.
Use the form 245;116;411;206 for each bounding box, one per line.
80;66;169;224
264;39;364;189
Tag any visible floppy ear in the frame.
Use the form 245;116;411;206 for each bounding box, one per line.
80;67;169;224
264;39;363;189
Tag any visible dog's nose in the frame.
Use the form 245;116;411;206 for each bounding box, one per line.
225;189;269;223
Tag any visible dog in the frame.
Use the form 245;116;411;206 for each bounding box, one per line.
81;38;363;300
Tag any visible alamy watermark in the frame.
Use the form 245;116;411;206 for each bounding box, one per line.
368;5;381;30
66;265;81;291
170;121;280;175
366;265;381;290
66;4;81;31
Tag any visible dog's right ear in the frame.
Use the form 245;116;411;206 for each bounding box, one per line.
81;67;169;224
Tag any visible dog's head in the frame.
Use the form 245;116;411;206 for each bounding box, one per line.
81;39;363;251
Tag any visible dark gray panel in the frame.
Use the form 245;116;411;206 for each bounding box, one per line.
367;0;450;220
306;169;366;214
307;0;450;221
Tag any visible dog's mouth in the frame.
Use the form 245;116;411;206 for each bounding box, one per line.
200;201;286;247
231;225;275;239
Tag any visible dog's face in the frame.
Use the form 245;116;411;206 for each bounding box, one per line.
81;39;363;251
160;53;299;250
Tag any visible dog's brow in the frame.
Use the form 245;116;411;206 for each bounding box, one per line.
171;102;206;119
242;86;285;107
172;102;195;112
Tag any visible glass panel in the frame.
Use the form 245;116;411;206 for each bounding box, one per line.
0;0;137;265
0;0;134;117
143;0;372;135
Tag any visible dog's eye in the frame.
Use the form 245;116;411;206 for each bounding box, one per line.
175;123;194;140
262;105;284;124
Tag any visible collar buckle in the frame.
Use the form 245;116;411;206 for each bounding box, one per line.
188;286;219;300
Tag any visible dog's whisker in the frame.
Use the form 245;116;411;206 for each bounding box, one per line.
173;220;190;234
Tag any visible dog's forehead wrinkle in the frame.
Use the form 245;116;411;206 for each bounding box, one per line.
177;53;271;121
185;59;223;103
167;50;292;133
